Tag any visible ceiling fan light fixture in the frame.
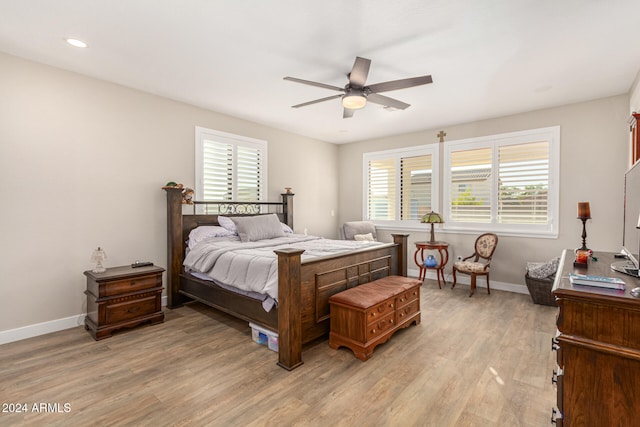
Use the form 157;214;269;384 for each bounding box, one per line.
342;93;367;110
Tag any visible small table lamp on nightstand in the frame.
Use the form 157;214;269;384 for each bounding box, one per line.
91;247;107;273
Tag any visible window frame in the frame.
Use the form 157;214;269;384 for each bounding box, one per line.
442;126;560;238
195;126;268;204
362;143;440;229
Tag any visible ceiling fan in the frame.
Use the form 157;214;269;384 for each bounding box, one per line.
284;56;432;118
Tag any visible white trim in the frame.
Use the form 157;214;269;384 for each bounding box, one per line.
0;296;169;345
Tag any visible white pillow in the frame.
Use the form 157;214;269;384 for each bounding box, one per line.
217;216;237;233
281;222;293;233
188;226;235;249
354;232;375;241
231;214;285;242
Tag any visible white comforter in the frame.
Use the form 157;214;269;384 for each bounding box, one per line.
183;234;383;301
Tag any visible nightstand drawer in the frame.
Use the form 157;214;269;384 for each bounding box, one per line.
105;294;159;324
102;275;159;296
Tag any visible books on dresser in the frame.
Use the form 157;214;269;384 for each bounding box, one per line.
568;273;626;290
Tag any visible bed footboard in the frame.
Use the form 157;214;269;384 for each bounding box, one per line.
275;234;408;370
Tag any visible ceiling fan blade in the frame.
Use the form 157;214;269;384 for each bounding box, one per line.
348;57;371;88
343;108;355;119
283;76;344;92
291;94;342;108
367;93;410;110
366;75;433;93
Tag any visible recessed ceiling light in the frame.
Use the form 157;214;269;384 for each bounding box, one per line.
65;38;88;48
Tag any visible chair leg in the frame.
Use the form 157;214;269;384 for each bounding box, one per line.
469;274;476;297
452;268;457;289
486;274;491;295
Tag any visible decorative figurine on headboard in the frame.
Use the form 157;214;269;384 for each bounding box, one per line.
160;181;194;205
181;187;194;205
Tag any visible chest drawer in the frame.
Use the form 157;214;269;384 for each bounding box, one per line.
398;299;419;322
101;274;160;296
366;298;395;324
366;312;396;341
397;288;419;307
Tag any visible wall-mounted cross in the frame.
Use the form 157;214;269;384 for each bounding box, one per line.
437;130;447;142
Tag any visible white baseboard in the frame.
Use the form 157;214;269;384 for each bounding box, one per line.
3;275;530;346
408;268;529;295
0;296;169;346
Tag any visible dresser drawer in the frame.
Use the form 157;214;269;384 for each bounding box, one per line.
366;298;395;324
102;274;159;296
366;312;396;341
105;294;159;324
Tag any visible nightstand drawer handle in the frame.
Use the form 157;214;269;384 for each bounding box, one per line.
130;280;137;285
127;306;141;314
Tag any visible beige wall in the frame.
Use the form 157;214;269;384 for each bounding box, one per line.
630;70;640;114
338;95;630;289
0;52;339;333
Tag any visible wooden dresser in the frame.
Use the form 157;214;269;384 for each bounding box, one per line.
552;250;640;426
84;265;165;340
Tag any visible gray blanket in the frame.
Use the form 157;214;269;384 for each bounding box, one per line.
183;234;384;301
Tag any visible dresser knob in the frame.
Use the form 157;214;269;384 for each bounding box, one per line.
371;312;376;317
371;329;376;334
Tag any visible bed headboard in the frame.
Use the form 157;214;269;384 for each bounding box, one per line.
163;187;294;308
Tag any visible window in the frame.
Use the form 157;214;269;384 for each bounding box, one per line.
195;127;267;205
363;144;439;226
443;126;559;237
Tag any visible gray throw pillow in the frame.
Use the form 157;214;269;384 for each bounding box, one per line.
231;214;285;242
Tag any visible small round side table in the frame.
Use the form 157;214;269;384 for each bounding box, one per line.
414;241;449;288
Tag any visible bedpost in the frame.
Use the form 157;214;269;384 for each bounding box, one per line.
164;187;188;308
281;193;294;229
392;233;409;277
275;248;305;371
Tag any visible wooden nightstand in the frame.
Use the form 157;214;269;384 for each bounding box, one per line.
84;265;165;340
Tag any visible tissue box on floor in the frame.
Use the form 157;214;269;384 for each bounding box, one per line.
249;322;278;352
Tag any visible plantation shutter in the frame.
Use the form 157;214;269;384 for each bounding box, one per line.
202;139;233;201
449;147;492;223
368;158;396;220
400;155;432;220
197;127;266;206
498;141;549;224
236;145;263;201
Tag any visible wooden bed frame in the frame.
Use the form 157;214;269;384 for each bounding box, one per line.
164;187;408;370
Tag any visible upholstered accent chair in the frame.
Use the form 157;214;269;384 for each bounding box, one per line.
452;233;498;297
341;221;377;241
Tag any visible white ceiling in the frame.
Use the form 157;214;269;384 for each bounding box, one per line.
1;0;640;144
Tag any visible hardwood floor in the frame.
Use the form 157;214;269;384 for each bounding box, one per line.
1;281;558;426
